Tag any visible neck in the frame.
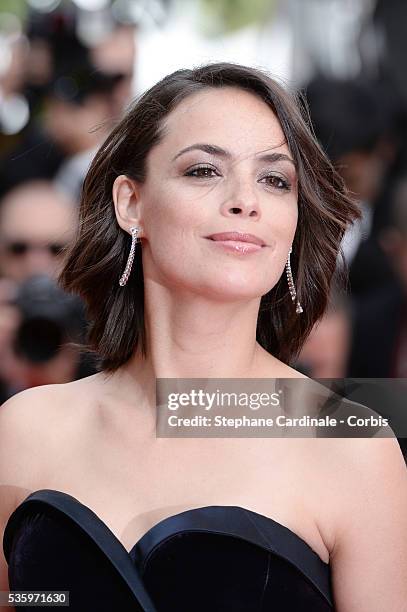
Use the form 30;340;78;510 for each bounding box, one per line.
102;281;302;418
124;278;269;380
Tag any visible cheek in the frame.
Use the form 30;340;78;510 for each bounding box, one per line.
141;184;208;282
264;197;298;253
261;200;298;280
142;182;215;253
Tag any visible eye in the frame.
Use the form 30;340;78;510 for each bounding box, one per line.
184;165;219;178
260;174;291;191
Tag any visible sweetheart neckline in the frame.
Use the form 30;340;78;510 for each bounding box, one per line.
9;488;330;566
4;488;334;610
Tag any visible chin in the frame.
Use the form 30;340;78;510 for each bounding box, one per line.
218;272;276;297
196;278;272;302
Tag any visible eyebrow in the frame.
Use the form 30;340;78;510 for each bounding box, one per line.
171;143;297;169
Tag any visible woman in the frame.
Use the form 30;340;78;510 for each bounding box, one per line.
1;63;406;611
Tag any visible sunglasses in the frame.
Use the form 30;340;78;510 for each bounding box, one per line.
4;242;67;257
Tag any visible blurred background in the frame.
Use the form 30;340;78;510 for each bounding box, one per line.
1;0;407;404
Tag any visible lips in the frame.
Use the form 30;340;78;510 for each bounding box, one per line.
206;232;266;246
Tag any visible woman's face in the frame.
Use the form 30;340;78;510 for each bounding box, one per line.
135;86;298;300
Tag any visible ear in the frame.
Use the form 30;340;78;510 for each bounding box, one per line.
112;175;143;234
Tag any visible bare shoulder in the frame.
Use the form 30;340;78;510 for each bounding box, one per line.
1;383;68;425
0;375;105;602
323;437;407;610
0;385;70;488
1;380;83;440
0;384;72;598
309;436;406;512
289;435;406;561
0;375;103;486
0;373;102;423
328;436;407;522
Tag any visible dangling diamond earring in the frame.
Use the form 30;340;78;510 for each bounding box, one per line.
285;246;303;314
119;226;141;287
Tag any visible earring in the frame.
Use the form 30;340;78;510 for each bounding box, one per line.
285;247;303;314
119;226;141;287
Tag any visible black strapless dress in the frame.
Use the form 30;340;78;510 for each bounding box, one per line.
3;490;333;611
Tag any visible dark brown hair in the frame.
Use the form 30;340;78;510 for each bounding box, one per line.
59;62;360;372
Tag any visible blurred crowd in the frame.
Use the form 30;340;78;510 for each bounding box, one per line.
0;1;136;400
0;0;407;412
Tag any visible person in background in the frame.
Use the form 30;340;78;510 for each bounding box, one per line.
305;75;399;296
348;174;407;377
0;8;134;201
0;181;96;397
295;287;352;378
0;275;87;399
50;65;132;203
0;180;76;283
346;173;407;460
90;22;135;111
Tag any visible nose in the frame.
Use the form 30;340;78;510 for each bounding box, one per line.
220;177;261;219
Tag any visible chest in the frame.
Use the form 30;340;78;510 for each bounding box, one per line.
34;436;332;563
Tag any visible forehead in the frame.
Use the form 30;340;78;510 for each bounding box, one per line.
0;189;75;237
158;86;290;158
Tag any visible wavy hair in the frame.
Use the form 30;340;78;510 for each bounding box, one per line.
59;62;361;372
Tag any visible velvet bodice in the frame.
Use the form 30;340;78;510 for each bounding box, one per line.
3;489;333;611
